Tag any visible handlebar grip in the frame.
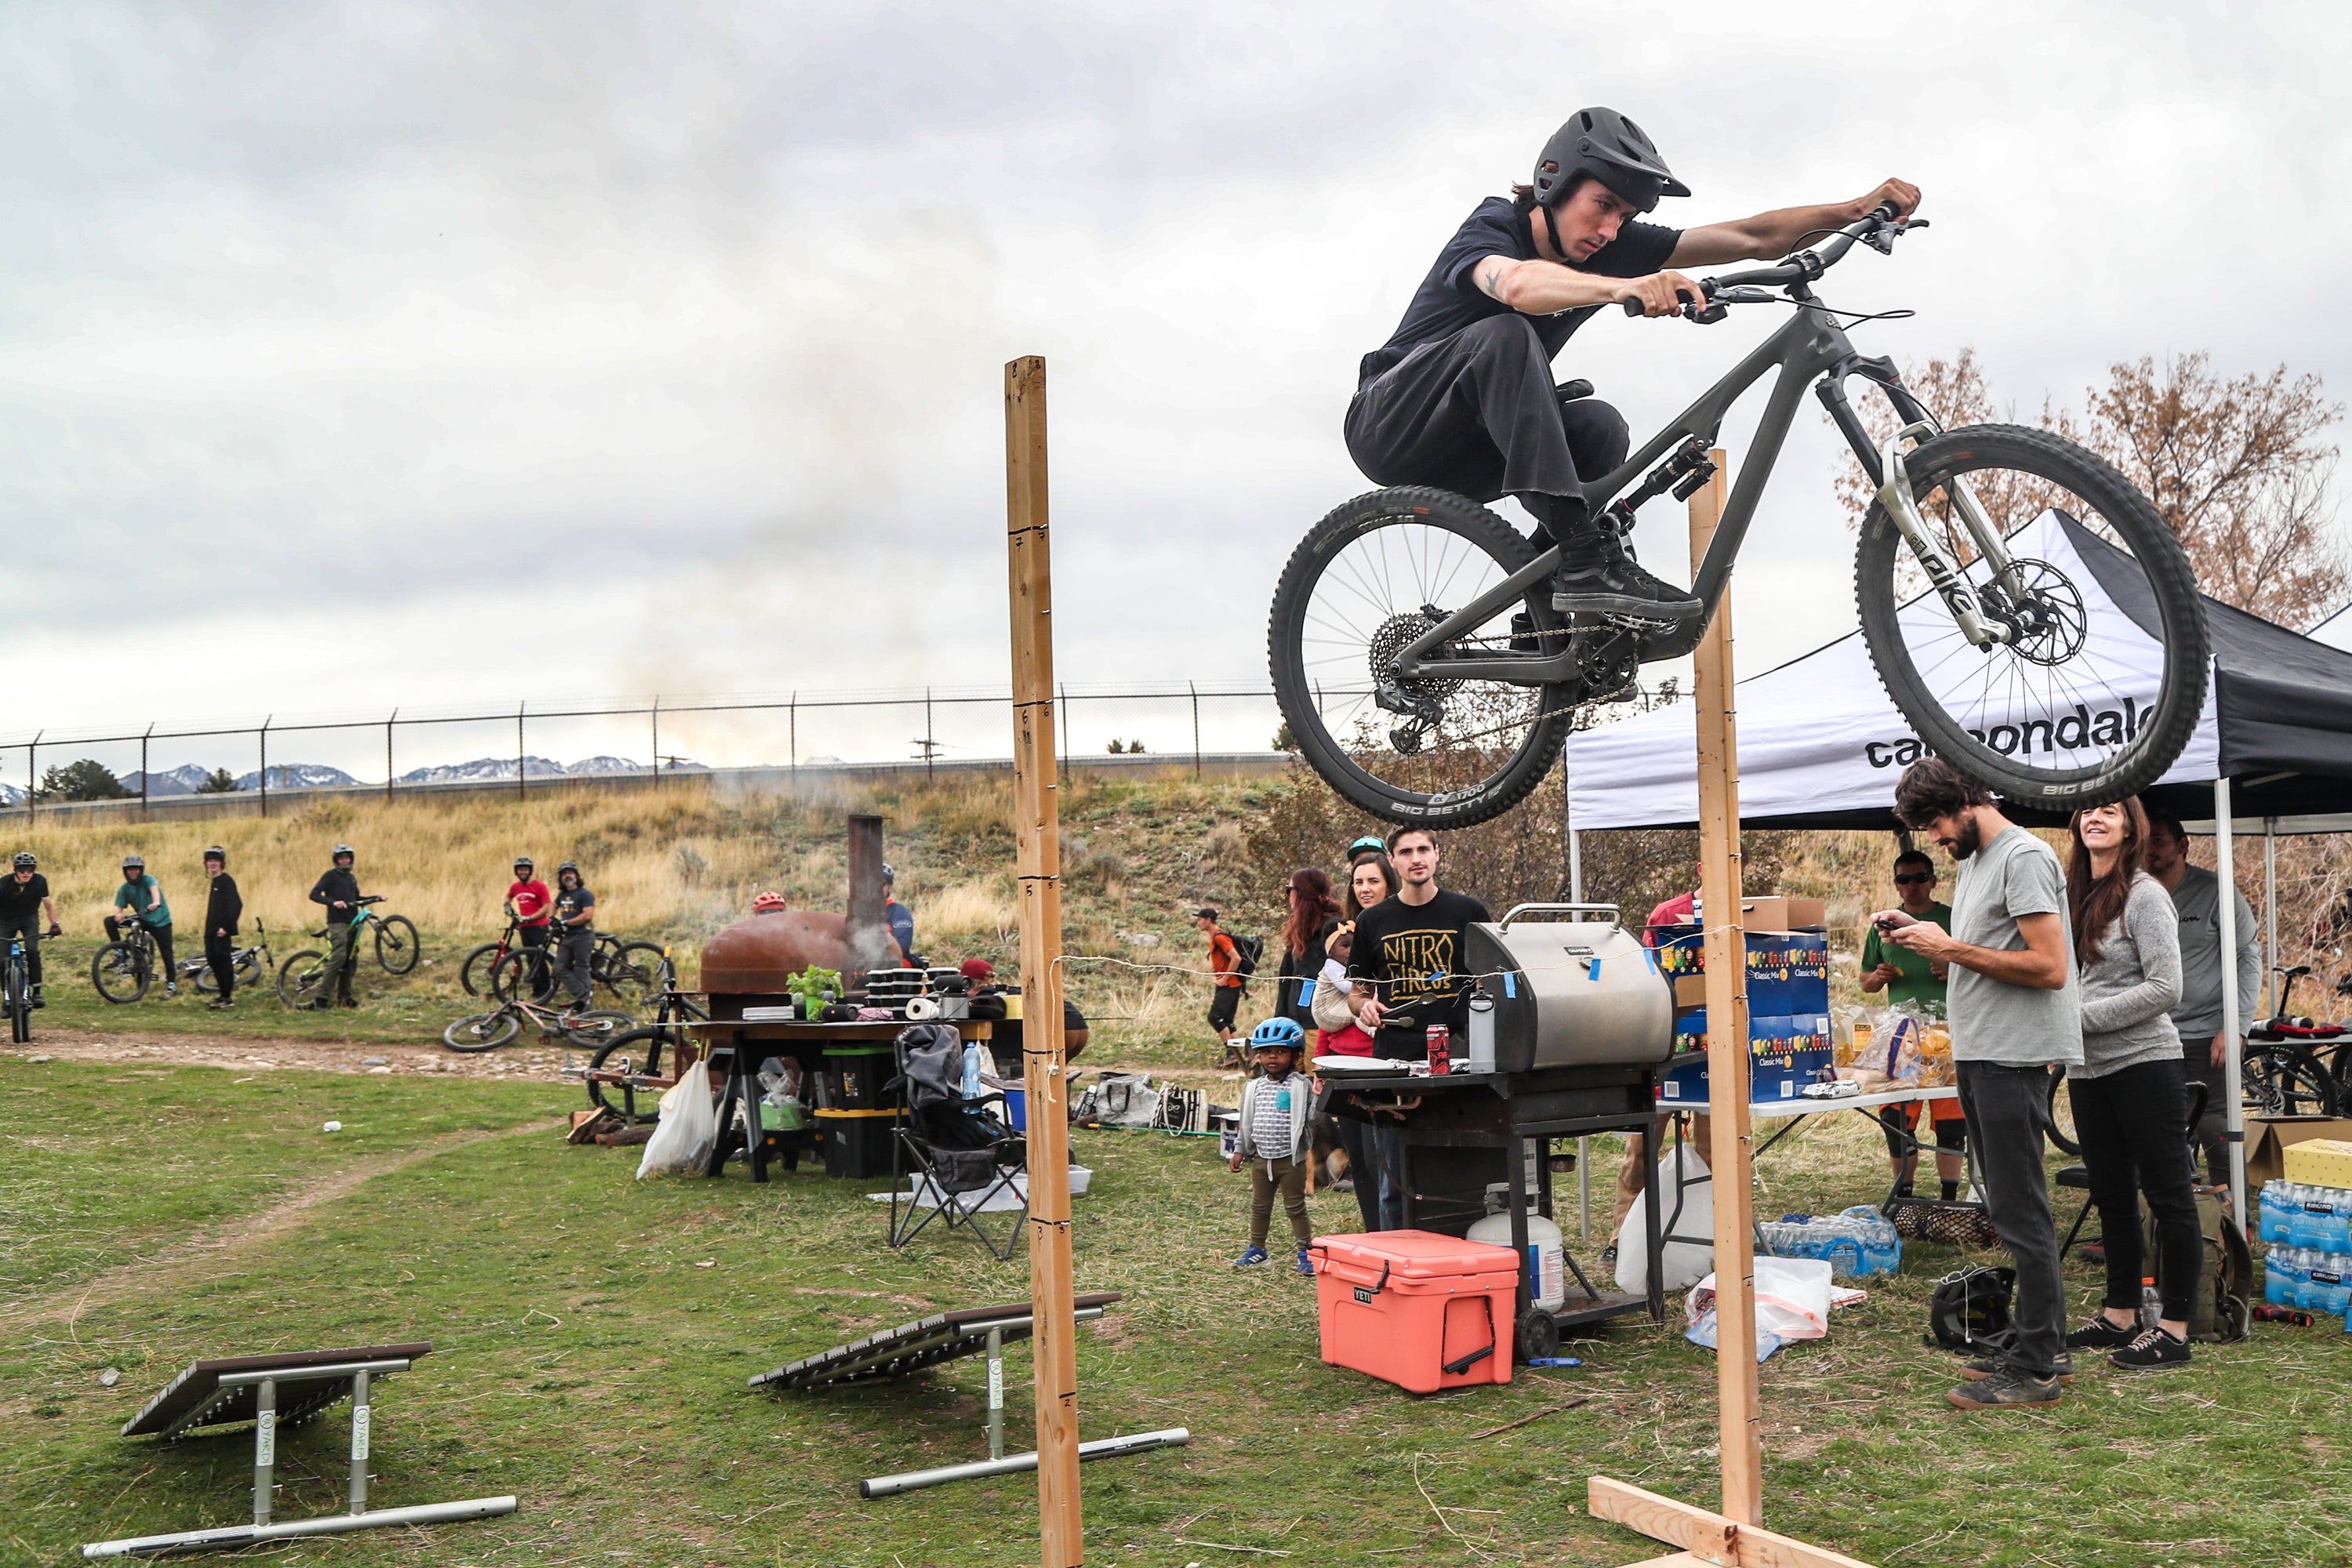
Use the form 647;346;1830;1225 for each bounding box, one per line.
1871;200;1900;223
1621;298;1643;316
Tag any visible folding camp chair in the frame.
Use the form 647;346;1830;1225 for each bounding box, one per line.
889;1025;1029;1261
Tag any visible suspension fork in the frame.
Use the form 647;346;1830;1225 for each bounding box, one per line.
1817;361;2024;649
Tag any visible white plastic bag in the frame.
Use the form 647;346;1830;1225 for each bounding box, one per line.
1684;1255;1835;1361
636;1058;720;1178
1615;1144;1714;1297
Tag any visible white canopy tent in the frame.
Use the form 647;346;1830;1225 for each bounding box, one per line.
1563;511;2352;1221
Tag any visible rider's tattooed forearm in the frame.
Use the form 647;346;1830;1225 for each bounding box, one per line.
1477;260;1508;300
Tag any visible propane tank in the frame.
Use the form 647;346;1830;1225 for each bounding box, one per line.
1466;1181;1566;1313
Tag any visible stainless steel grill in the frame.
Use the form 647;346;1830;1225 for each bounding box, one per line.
1463;904;1674;1074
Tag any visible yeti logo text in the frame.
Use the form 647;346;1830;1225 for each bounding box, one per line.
1862;699;2147;768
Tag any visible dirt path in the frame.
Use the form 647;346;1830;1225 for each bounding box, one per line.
2;1118;555;1330
6;1025;579;1082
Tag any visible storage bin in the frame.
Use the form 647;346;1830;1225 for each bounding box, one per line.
1310;1230;1520;1393
822;1047;898;1111
815;1109;898;1179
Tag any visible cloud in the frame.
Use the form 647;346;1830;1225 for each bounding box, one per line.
0;0;2344;764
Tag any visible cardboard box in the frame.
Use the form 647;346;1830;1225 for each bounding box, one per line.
1673;974;1709;1008
1658;1012;1832;1104
2284;1138;2352;1190
1741;895;1828;932
2249;1118;2352;1188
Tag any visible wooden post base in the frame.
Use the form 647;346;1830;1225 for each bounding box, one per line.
1589;1478;1877;1568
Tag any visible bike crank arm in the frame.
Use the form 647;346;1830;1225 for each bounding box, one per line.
1876;422;2013;650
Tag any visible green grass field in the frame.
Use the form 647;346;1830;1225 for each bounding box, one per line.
4;1053;2347;1568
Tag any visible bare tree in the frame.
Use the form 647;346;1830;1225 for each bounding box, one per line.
1828;348;2347;626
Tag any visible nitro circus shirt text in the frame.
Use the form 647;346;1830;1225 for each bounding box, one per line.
1348;889;1491;1059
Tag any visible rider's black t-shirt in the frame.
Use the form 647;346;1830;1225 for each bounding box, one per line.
555;885;595;936
0;873;48;921
1359;197;1682;384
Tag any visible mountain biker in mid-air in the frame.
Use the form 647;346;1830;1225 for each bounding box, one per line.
1345;107;1919;617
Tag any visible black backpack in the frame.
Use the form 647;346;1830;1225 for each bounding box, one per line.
1229;932;1265;985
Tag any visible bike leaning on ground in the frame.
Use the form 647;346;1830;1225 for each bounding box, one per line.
1270;205;2211;828
92;922;163;1004
180;920;274;997
442;992;635;1054
485;929;662;1005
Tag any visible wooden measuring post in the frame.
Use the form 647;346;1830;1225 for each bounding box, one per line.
1588;456;1877;1568
1689;455;1762;1526
1004;354;1086;1566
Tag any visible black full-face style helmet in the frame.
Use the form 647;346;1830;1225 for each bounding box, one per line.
12;852;34;871
122;854;145;873
514;855;534;872
332;844;355;862
1533;107;1690;213
557;861;580;883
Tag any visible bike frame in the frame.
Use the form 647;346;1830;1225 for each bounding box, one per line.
1390;290;2009;685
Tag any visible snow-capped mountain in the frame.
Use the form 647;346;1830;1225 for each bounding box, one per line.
234;763;360;790
397;755;699;783
119;764;221;797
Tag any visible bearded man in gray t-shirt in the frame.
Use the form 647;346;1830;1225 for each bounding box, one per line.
1878;757;2081;1412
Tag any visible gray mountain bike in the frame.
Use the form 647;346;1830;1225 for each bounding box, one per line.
1270;204;2210;829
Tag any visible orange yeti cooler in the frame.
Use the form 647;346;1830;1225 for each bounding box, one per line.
1311;1230;1520;1392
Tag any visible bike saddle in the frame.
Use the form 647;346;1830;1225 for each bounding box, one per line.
2282;964;2313;981
1554;379;1595;403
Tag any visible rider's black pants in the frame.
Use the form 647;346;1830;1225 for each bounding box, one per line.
520;921;552;996
106;916;175;983
205;931;237;1003
556;929;595;1008
0;914;41;987
1344;314;1630;538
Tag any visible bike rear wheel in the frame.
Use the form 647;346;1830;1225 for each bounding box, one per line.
277;950;329;1008
1269;487;1582;828
562;1009;637;1048
459;942;507;997
374;915;421;975
598;942;663;1003
2243;1043;2340;1118
91;942;151;1004
2042;1067;2081;1158
444;1010;521;1052
1855;425;2209;807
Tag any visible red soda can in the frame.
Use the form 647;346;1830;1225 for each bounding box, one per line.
1426;1025;1451;1074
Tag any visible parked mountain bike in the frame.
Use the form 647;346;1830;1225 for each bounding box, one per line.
442;993;635;1053
485;929;663;1005
1271;205;2210;828
2245;964;2346;1117
276;897;413;1007
581;952;709;1123
178;920;274;996
92;922;167;1004
4;931;31;1044
459;917;546;997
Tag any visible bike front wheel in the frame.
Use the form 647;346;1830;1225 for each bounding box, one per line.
488;948;554;1004
91;942;151;1004
586;1027;673;1122
458;942;506;996
277;950;329;1008
1856;425;2209;807
2043;1066;2081;1159
598;942;663;1003
2243;1043;2339;1119
5;959;28;1044
1269;487;1580;829
374;915;421;975
444;1010;521;1052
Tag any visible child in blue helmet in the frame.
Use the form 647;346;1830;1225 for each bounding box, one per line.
1229;1017;1316;1273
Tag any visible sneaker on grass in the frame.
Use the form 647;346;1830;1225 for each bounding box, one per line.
1960;1353;2073;1385
2109;1325;2191;1370
2066;1315;2139;1351
1232;1246;1269;1268
1294;1248;1315;1276
1947;1366;2063;1410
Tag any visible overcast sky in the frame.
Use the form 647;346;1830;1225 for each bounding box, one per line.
2;0;2344;776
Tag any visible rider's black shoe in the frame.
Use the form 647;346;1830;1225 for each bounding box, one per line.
1550;532;1700;619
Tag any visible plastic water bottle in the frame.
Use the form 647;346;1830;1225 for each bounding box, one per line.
2311;1254;2352;1316
2259;1181;2292;1244
2289;1188;2325;1249
2324;1192;2352;1254
2267;1249;2293;1305
2138;1278;2161;1328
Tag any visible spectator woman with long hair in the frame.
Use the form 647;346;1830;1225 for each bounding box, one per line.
1326;851;1404;1230
1274;868;1344;1036
2062;796;2198;1370
1344;851;1399;921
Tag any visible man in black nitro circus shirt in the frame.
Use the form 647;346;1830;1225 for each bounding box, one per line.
1347;107;1918;615
1348;826;1490;1061
0;851;62;1006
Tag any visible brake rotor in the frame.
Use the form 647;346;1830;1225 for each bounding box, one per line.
1990;558;2087;667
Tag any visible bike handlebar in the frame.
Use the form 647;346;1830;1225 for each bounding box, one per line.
1621;201;1919;320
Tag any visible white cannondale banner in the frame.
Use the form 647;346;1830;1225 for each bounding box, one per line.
1563;511;2221;829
